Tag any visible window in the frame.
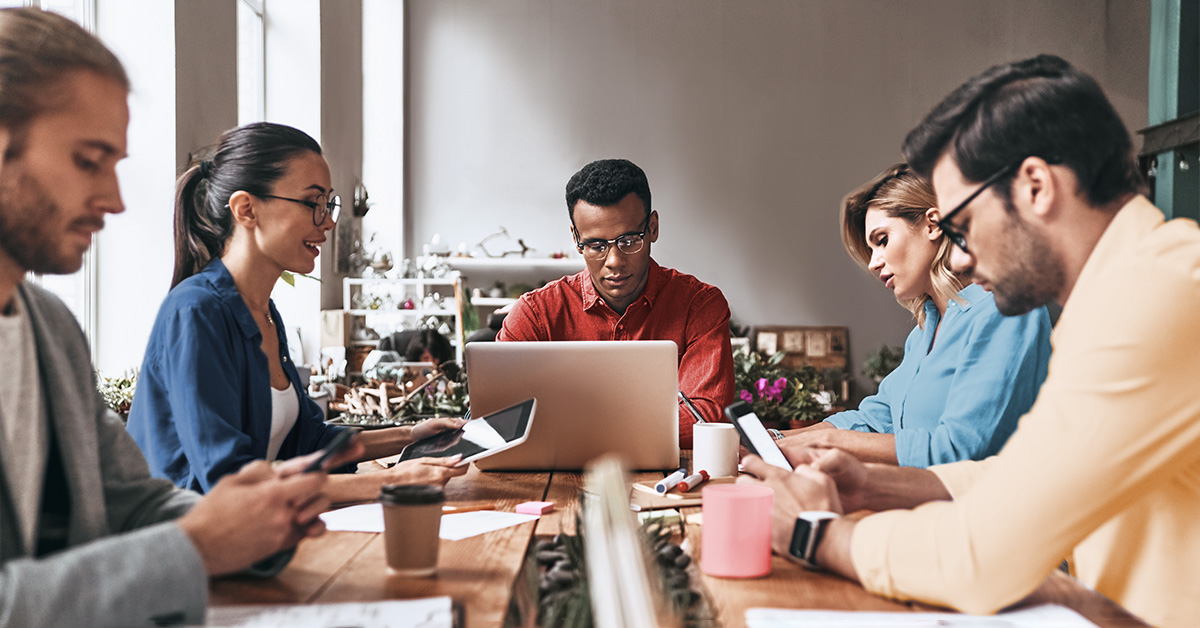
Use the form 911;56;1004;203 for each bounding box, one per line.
238;0;265;124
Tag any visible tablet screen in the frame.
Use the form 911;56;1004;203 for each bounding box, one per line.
398;398;535;464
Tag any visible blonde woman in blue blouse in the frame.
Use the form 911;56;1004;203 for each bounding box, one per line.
778;164;1051;467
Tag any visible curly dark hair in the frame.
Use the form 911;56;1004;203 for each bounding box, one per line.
565;158;651;222
902;54;1142;211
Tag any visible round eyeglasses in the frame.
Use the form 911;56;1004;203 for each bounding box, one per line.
260;193;341;226
574;219;649;260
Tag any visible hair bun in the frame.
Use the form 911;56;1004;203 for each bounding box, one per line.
198;160;213;179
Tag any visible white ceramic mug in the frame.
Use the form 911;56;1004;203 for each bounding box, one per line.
692;423;739;478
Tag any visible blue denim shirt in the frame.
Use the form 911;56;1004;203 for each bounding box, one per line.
826;284;1051;467
127;259;347;492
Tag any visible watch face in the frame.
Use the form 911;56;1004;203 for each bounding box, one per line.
790;517;819;561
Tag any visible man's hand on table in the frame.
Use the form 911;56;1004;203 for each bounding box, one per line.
778;446;871;514
739;454;843;557
178;460;333;576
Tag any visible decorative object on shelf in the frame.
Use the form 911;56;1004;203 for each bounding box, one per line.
96;369;138;422
862;344;904;384
359;233;393;278
733;344;828;429
351;180;371;218
475;225;534;258
330;360;468;426
753;325;848;373
343;237;369;277
351;321;379;342
400;297;416;310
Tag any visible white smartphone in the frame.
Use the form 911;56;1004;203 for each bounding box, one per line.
398;398;536;467
724;401;793;471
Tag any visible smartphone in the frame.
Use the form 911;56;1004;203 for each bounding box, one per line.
398;398;536;467
305;428;359;472
724;400;793;471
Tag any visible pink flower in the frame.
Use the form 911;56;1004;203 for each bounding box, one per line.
763;377;787;403
739;389;754;404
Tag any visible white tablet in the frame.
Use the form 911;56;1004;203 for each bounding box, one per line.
398;398;536;466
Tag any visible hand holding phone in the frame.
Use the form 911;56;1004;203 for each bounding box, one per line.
724;401;793;471
304;428;359;472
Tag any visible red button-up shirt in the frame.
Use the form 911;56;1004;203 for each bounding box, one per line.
497;259;734;448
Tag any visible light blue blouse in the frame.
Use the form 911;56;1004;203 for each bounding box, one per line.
126;259;349;493
826;284;1051;467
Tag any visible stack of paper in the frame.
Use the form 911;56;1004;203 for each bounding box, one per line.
208;596;454;628
745;603;1097;627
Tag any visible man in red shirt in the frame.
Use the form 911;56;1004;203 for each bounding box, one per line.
497;159;734;448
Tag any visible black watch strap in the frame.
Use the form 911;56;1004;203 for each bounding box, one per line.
788;511;839;569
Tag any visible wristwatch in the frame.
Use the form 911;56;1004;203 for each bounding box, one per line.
788;511;840;569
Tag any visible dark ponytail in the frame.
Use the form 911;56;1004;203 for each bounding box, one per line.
171;122;322;288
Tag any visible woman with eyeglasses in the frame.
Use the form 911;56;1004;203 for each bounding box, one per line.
776;163;1052;467
127;122;466;501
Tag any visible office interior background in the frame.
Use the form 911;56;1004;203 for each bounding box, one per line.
17;0;1197;403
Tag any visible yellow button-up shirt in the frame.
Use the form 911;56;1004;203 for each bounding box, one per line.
851;196;1200;628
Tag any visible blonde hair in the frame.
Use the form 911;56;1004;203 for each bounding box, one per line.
0;8;128;159
840;163;965;327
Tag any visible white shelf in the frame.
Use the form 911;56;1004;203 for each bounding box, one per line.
344;275;460;286
472;297;517;307
342;274;466;367
446;257;582;273
346;308;456;317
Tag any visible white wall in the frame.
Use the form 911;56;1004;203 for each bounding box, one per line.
401;0;1150;400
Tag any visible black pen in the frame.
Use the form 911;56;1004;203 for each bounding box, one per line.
677;391;706;423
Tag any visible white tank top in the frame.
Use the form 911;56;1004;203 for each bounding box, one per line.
268;382;299;462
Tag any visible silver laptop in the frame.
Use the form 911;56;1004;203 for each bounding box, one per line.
464;341;680;471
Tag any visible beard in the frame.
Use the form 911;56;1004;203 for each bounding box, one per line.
0;163;96;275
987;213;1064;316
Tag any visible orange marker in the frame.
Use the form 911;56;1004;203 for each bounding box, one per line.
678;470;709;492
442;503;498;514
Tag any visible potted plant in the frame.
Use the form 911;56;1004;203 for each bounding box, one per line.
733;344;829;429
862;344;904;387
96;369;138;423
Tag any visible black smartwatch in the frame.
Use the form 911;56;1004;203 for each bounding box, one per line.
788;511;839;569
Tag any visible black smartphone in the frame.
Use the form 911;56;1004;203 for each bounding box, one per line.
724;400;793;471
305;428;359;472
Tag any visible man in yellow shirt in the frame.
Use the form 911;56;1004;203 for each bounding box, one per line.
742;54;1200;628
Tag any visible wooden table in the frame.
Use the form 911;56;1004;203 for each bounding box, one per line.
210;465;1147;627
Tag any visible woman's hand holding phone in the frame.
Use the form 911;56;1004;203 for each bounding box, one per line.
385;456;469;487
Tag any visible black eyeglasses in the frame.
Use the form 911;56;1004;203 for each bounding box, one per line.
574;216;650;260
936;161;1020;254
260;193;341;226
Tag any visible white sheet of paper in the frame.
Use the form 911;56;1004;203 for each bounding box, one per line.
438;511;540;540
745;603;1097;628
320;503;385;533
319;504;539;540
207;596;452;628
